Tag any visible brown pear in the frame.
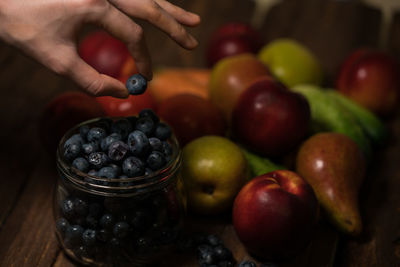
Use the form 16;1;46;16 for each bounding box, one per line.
295;132;366;235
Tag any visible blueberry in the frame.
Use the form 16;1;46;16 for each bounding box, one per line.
56;217;69;235
127;130;150;156
113;221;130;239
100;133;122;151
72;157;89;172
108;141;129;161
99;214;114;229
88;203;103;218
65;225;84;247
154;122;172;140
87;127;107;142
64;134;84;148
144;168;153;176
82;142;100;154
130;209;152;230
96;118;113;132
111;119;133;139
98;166;118;179
219;261;235;267
238;260;257;267
162;141;173;157
146;151;166;171
82;229;97;246
149;137;163;152
122;156;145;177
126;74;147;95
97;229;111;242
108;163;121;176
61;198;75;219
139;109;159;123
135;117;155;136
213;245;233;261
86;215;98;228
88;152;109;169
135;236;152;251
109;237;121;250
64;143;81;162
206;234;222;246
73;198;89;217
74;245;89;258
87;169;98;176
79;125;90;140
127;116;138;127
197;244;217;265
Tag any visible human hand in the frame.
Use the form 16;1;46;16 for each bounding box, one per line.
0;0;200;98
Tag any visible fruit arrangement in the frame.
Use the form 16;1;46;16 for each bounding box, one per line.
43;23;400;265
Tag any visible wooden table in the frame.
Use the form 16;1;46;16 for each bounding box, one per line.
1;0;400;266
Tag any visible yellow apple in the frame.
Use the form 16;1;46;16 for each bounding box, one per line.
181;136;248;215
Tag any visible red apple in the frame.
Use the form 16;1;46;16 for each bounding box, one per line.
209;53;271;123
157;94;226;146
79;30;137;79
233;170;318;260
39;91;105;154
232;78;310;157
336;48;400;115
206;22;263;66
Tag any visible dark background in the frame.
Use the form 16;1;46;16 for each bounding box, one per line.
0;0;400;266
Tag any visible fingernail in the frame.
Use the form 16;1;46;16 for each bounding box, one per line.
188;35;198;49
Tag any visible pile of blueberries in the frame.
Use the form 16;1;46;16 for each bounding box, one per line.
56;190;181;264
62;109;173;181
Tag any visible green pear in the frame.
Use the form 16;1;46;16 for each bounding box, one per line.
295;132;366;235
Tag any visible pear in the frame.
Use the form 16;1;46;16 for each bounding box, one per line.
295;132;366;235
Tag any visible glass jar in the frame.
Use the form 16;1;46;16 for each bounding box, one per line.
53;118;185;266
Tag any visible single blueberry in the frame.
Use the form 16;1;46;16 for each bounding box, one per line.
56;217;69;236
219;261;235;267
86;215;98;229
197;244;217;265
130;209;152;230
88;203;103;218
135;117;155;136
100;133;122;151
162;141;173;157
79;125;90;140
126;74;147;95
72;157;89;172
65;224;84;247
111;119;133;139
108;163;121;176
146;151;166;171
82;142;100;155
113;221;130;239
61;198;75;219
97;229;111;242
144;168;153;176
109;237;121;250
127;130;150;156
64;143;81;162
98;166;118;179
238;260;257;267
73;198;89;217
87;127;107;142
139;109;159;123
122;156;145;177
99;214;114;229
213;245;233;261
96;118;113;132
206;234;222;246
108;141;129;161
149;137;163;152
64;134;84;148
87;169;98;176
154;122;172;140
82;229;97;247
88;152;109;169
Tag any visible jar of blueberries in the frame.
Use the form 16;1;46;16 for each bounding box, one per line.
54;110;186;266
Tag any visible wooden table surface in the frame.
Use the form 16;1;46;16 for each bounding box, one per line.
1;0;400;266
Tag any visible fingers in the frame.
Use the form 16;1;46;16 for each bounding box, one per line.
109;0;198;49
154;0;201;27
90;3;153;80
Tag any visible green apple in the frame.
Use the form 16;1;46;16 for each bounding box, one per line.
181;136;249;215
258;38;323;87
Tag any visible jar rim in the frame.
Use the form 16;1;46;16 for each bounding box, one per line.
56;117;181;196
